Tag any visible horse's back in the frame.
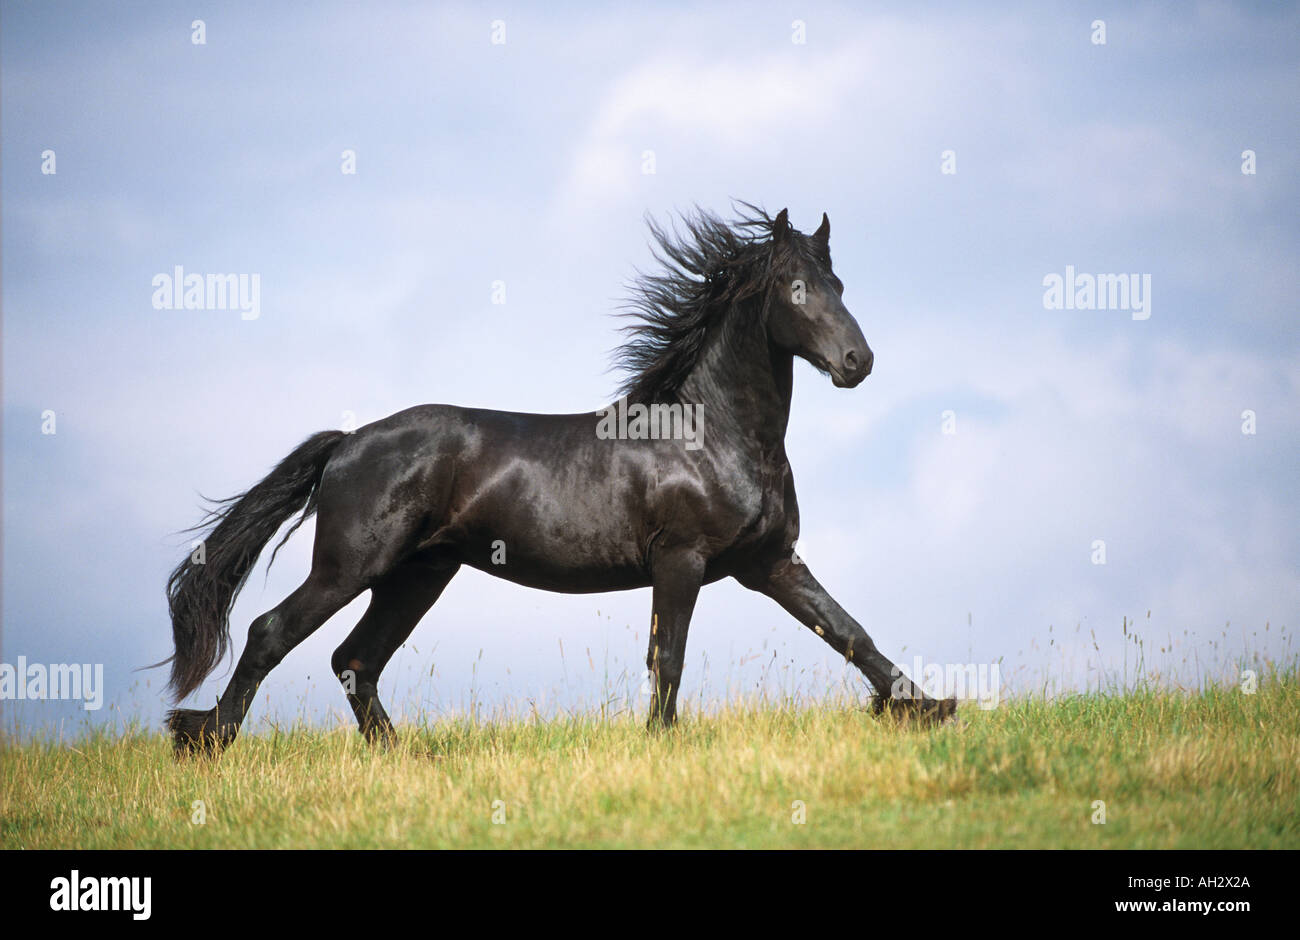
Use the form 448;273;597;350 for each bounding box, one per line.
312;403;658;588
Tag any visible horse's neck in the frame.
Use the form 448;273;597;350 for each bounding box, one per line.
680;318;793;455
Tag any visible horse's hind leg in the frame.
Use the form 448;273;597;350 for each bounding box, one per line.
332;560;459;744
168;568;363;755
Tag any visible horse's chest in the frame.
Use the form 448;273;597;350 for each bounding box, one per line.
716;463;792;543
653;453;793;554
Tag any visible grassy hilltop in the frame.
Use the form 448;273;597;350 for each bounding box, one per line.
2;673;1296;849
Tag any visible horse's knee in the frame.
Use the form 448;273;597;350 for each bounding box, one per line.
331;645;366;683
330;645;350;678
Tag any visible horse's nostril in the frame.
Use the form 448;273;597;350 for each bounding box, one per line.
844;350;859;372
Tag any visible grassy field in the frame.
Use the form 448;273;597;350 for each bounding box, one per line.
2;673;1297;849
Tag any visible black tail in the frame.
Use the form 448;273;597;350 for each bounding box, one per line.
165;430;346;701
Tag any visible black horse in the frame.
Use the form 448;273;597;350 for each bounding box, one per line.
164;205;956;755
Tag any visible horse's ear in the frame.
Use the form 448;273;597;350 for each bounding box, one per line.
812;212;830;248
772;208;790;244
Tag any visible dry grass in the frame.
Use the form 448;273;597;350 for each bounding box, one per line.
2;672;1296;849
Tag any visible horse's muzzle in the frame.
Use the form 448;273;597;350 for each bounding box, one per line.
832;347;872;387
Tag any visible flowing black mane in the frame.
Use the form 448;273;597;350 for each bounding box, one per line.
614;203;813;402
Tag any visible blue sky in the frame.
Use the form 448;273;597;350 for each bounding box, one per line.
2;0;1297;737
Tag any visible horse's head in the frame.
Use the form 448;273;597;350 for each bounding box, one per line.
765;209;871;388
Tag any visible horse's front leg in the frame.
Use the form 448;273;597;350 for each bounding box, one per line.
646;549;706;729
738;556;956;724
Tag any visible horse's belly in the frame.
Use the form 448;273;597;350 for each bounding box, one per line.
461;554;651;594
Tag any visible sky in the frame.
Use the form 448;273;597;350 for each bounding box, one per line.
2;0;1297;738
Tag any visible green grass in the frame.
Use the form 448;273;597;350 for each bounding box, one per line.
2;674;1297;849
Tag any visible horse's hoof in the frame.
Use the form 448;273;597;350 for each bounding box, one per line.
870;695;958;726
361;724;400;749
166;708;231;758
